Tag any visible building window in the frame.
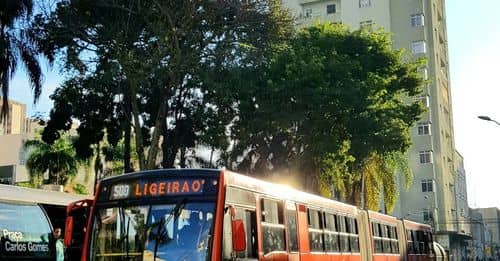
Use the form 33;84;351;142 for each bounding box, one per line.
18;148;27;165
359;0;371;8
417;122;431;135
411;14;425;27
419;67;428;80
0;165;14;184
326;4;336;14
415;95;430;107
423;209;433;222
419;150;432;164
360;20;374;30
411;41;426;54
304;8;313;18
421;179;433;192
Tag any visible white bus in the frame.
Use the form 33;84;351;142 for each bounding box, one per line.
0;184;90;260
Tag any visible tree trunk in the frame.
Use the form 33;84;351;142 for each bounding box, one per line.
360;171;366;209
48;169;52;185
162;128;178;168
146;96;169;169
124;123;132;173
180;147;187;168
154;6;183;169
129;80;146;170
93;143;101;194
209;147;214;167
348;182;362;207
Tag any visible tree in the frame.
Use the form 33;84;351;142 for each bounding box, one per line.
101;137;139;176
0;0;49;120
226;23;425;210
35;0;292;170
24;136;79;186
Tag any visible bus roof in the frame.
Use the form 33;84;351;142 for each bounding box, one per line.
224;170;359;214
98;168;359;214
368;210;399;224
99;168;222;184
0;184;92;206
402;218;432;231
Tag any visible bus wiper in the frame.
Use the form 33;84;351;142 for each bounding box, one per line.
118;208;131;260
125;217;130;260
153;198;187;260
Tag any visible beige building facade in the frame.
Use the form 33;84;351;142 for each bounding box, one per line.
1;98;94;194
282;0;470;258
0;99;37;184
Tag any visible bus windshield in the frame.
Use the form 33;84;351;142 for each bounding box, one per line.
90;201;215;261
0;201;52;260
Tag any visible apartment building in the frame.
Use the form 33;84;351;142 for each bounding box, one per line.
282;0;469;257
474;208;500;259
470;209;487;260
452;152;473;258
0;99;38;184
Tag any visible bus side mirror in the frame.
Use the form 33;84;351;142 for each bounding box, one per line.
64;216;74;247
231;219;246;252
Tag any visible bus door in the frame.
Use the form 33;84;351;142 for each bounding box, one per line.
222;186;259;260
223;205;258;260
65;199;92;260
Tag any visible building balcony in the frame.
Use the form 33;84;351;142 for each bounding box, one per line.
298;0;324;4
297;13;342;27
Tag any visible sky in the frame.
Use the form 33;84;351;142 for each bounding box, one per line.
446;1;500;208
7;1;500;208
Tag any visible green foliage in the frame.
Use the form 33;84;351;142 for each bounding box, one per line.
320;140;356;200
72;183;89;195
0;0;46;120
29;2;423;209
362;151;412;211
16;182;37;189
24;136;79;185
227;23;424;207
35;0;293;170
101;138;140;176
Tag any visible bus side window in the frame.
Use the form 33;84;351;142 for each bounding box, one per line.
348;217;359;253
407;229;414;254
285;201;299;252
338;215;350;252
261;198;285;254
389;226;399;254
307;208;323;252
373;222;383;253
417;230;425;254
423;231;431;254
223;207;258;260
413;230;421;254
324;213;340;252
381;224;390;253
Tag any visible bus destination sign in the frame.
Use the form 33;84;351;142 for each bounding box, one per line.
110;178;212;200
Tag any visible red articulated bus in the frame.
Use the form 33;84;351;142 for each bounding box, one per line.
65;168;447;261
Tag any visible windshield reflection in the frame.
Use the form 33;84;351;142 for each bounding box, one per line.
91;202;214;261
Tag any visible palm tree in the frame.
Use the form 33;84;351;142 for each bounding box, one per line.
357;151;413;212
24;137;79;186
0;0;43;120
